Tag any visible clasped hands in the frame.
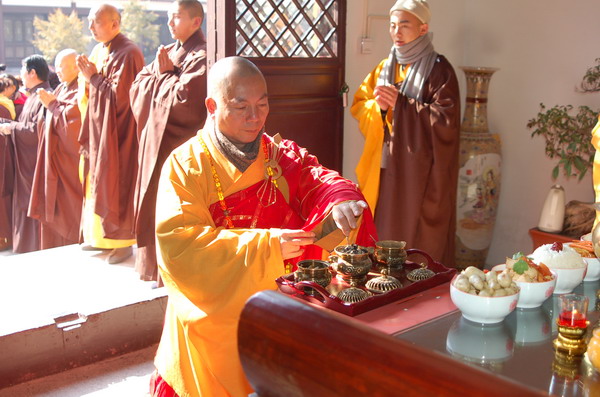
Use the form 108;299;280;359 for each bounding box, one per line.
0;123;10;135
279;200;368;260
374;84;399;112
76;54;98;83
38;88;56;108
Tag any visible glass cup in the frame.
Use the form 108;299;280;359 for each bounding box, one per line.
558;294;589;328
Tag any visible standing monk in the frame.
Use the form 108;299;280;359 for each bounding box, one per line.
351;0;460;266
130;0;207;282
29;49;83;249
76;4;145;264
0;55;51;253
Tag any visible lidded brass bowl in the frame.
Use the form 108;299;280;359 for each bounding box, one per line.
373;240;407;268
366;269;402;294
337;280;370;303
407;263;435;282
330;244;373;284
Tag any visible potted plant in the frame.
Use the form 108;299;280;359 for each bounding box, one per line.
527;59;600;180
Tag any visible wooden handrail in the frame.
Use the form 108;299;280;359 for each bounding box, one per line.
238;290;547;397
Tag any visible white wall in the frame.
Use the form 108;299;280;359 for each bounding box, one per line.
344;0;600;266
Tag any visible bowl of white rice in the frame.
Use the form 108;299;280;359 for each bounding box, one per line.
529;243;587;294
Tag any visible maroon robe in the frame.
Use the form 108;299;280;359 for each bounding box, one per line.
79;33;144;240
130;30;207;281
0;135;13;248
28;79;82;249
375;55;460;267
0;82;50;253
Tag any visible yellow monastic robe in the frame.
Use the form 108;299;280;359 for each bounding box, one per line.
0;95;16;120
350;60;409;214
154;129;287;397
77;42;135;249
591;115;600;226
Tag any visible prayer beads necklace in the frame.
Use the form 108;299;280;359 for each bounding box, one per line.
199;134;280;228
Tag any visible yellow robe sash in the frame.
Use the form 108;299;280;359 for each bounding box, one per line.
351;60;409;214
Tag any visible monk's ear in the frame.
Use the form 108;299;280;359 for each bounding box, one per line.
419;23;429;36
205;97;217;115
192;16;202;30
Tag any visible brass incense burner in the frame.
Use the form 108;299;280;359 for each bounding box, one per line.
294;259;332;296
372;240;407;269
329;244;373;284
337;280;370;303
366;268;402;294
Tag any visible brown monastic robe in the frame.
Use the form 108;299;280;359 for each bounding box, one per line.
79;33;144;240
129;30;207;281
0;82;50;253
375;56;460;267
28;79;82;249
0;135;13;248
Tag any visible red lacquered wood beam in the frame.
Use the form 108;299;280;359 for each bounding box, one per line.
238;290;547;397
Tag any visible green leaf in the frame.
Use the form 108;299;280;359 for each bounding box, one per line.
512;251;525;260
552;165;559;180
513;258;529;275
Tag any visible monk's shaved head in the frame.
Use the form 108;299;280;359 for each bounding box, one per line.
55;48;78;83
55;48;77;65
94;4;121;24
177;0;204;20
208;56;266;99
88;4;121;43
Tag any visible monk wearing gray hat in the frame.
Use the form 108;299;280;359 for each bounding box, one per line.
351;0;461;267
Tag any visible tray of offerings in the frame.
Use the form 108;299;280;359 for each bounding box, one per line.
275;246;457;316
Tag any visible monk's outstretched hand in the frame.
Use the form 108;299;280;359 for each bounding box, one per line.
279;230;316;260
332;200;368;237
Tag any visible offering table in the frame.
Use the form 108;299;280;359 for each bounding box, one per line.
239;282;562;397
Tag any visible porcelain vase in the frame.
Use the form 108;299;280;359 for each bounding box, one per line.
455;67;501;270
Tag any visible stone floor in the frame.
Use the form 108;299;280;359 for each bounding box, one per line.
0;244;164;396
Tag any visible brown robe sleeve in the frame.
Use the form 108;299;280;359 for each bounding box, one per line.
375;55;461;267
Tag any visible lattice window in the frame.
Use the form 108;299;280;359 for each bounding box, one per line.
236;0;339;58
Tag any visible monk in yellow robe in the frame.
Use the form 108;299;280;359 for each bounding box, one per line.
351;0;460;267
151;56;377;397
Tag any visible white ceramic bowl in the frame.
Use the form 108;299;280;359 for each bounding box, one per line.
583;257;600;282
450;275;519;324
552;265;587;294
491;264;556;309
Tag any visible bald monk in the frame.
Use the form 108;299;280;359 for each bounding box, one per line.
29;49;83;249
130;0;207;282
0;55;51;253
151;56;377;397
77;4;144;263
0;76;16;250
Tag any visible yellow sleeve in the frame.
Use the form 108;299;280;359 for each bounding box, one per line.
155;145;285;319
350;59;389;214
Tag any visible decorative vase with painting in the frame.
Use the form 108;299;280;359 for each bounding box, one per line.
455;67;501;270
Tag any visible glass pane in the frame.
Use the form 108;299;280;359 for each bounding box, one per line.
5;20;13;42
14;20;23;41
235;0;339;58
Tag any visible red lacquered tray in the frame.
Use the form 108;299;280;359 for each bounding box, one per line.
275;248;457;316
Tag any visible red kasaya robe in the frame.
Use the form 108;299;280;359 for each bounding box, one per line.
0;82;50;253
130;29;207;281
154;127;377;397
29;79;82;248
79;33;145;240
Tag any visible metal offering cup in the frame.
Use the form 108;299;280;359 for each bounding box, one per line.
294;260;332;295
373;240;407;269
